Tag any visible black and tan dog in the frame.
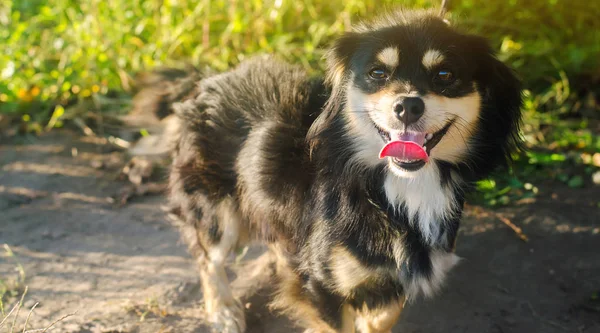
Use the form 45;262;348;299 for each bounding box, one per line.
140;9;522;333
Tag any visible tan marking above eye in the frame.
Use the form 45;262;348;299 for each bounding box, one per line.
422;49;445;69
376;47;400;68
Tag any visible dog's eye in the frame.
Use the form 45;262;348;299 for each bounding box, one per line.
434;70;454;84
368;68;389;80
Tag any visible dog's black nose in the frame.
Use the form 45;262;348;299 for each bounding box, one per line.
394;97;425;126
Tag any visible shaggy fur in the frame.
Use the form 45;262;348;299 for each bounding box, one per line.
139;9;522;333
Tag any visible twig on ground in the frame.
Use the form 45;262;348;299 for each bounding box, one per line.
22;302;39;333
116;182;167;206
10;286;28;332
525;301;569;331
470;205;530;242
0;303;19;328
108;136;131;149
1;287;75;333
39;310;77;333
72;117;95;136
494;213;529;242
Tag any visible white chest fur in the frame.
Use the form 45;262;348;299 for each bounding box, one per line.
385;163;461;298
384;163;457;245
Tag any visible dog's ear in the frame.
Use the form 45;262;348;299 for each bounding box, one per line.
468;35;523;167
307;32;361;153
325;32;360;88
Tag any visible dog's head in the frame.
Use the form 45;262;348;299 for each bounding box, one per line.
311;10;522;179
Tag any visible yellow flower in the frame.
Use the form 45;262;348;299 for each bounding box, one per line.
17;88;32;102
30;86;41;97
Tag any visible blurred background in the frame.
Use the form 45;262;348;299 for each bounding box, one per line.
1;0;599;204
0;1;599;332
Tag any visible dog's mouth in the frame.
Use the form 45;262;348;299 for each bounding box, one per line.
375;119;455;171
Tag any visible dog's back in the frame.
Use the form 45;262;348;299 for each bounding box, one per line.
167;56;327;231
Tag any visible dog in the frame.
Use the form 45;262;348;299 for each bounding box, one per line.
141;9;522;333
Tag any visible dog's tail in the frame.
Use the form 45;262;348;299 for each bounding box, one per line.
122;66;203;157
125;66;202;128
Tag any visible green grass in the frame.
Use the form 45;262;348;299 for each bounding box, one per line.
0;285;76;333
124;296;169;322
0;245;26;304
2;0;598;115
1;0;599;204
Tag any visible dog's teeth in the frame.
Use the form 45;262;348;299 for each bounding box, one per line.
426;133;433;140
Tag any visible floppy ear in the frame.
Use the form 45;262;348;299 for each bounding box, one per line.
307;32;361;151
468;35;523;169
324;32;360;87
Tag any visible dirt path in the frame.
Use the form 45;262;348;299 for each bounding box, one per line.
1;131;599;333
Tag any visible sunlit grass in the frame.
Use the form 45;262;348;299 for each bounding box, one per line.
0;0;598;204
1;0;598;116
0;245;26;304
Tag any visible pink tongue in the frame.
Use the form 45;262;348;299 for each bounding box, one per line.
379;132;429;162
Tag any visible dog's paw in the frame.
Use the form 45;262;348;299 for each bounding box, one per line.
207;301;246;333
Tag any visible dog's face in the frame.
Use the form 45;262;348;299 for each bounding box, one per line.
322;12;522;178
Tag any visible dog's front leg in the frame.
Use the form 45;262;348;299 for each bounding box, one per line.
354;297;405;333
270;245;356;333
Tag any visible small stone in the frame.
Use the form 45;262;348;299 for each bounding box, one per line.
24;299;39;309
504;316;517;326
91;160;104;169
558;282;571;292
592;153;600;167
592;171;600;185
